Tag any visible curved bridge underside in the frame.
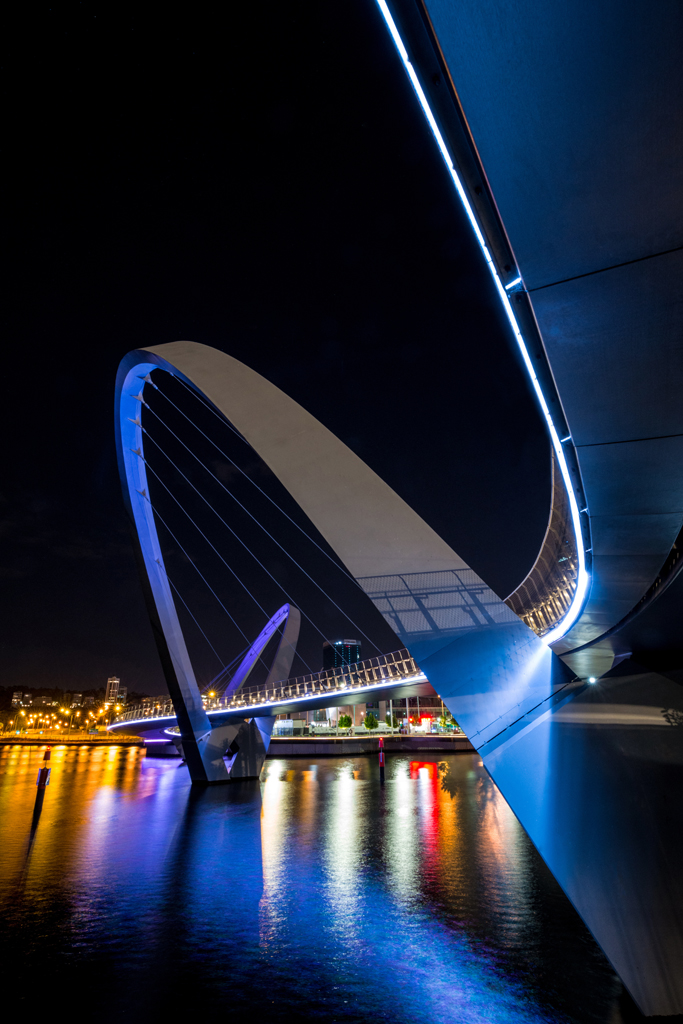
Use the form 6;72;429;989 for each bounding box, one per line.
379;0;683;681
368;3;683;1014
116;340;681;1016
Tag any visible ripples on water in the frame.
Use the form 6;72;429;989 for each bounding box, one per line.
0;746;634;1023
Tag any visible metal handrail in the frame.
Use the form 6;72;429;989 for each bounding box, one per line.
112;649;423;725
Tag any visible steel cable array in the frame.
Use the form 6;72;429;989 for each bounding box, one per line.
135;370;383;695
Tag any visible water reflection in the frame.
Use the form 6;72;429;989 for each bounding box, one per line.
0;746;631;1023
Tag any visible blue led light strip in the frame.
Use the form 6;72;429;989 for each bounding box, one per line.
375;0;588;645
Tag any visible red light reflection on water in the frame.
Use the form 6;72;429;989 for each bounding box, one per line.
410;762;440;859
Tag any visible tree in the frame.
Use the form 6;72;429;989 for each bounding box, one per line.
338;714;352;729
438;712;460;731
364;712;378;730
385;714;399;729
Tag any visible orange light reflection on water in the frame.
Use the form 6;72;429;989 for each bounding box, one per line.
0;744;146;892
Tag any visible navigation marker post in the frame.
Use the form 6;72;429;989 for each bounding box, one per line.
36;747;51;789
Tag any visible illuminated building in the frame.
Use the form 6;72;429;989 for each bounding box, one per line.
105;676;120;704
322;639;361;671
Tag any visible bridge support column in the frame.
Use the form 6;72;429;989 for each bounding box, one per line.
177;718;275;783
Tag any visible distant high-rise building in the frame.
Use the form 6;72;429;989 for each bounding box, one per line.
12;691;22;707
105;676;120;704
322;639;361;671
117;687;127;705
72;693;82;707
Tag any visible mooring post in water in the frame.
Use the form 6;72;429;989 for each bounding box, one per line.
36;746;51;789
378;735;385;783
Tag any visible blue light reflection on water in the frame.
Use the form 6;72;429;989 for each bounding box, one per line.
0;746;623;1022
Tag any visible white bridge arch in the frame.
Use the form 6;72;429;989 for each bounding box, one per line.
115;340;573;780
115;340;556;782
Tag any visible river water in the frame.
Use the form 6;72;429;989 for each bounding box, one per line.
0;744;642;1022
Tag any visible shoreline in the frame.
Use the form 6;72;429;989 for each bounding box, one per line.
266;735;475;757
0;736;144;747
0;735;475;757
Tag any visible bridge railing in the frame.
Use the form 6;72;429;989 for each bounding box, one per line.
112;649;423;726
505;448;579;636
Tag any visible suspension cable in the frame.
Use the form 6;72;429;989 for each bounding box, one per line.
140;454;318;672
161;561;291;695
156;560;225;667
144;408;381;654
203;642;253;696
148;498;286;680
204;650;246;693
140;492;267;661
175;374;251;447
155;375;363;588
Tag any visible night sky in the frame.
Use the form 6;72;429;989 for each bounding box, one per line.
2;1;549;694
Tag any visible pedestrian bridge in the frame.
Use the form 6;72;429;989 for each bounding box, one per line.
109;649;434;737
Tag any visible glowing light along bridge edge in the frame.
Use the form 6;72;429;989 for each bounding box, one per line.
110;649;429;731
107;671;429;732
374;0;589;646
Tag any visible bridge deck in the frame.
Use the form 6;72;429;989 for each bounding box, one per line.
109;650;437;734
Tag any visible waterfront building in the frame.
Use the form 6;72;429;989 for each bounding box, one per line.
322;639;360;670
11;691;22;707
105;676;120;704
319;640;362;726
71;693;82;707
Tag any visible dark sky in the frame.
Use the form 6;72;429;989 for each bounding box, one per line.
2;1;549;694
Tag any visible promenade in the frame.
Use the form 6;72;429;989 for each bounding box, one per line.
0;733;143;746
268;735;475;757
0;733;470;756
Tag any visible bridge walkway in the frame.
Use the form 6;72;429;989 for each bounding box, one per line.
109;649;435;735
